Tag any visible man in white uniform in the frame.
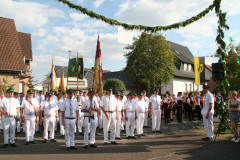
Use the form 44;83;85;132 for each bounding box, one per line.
142;90;149;128
100;88;118;145
120;90;127;131
0;88;20;148
149;88;162;133
61;89;79;151
124;92;136;139
98;91;106;130
14;92;21;134
116;93;124;140
40;92;59;143
82;91;100;149
58;91;67;137
21;89;39;145
36;90;45;133
76;90;84;135
135;93;146;137
201;85;214;141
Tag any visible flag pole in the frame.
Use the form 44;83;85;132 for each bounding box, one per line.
67;50;71;89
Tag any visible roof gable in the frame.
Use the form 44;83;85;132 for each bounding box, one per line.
18;32;32;60
0;17;25;71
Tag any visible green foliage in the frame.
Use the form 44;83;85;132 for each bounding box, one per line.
103;78;126;94
0;77;15;96
124;32;175;90
57;0;215;32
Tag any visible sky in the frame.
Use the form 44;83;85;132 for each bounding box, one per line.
0;0;240;85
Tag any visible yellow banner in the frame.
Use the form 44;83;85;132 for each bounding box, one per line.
194;57;201;85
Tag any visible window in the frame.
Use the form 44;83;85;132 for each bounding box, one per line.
184;63;188;71
19;82;24;93
189;84;192;91
185;83;188;92
188;64;192;72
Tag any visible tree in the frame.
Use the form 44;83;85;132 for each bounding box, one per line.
28;70;38;89
0;77;15;96
103;78;126;94
124;32;175;91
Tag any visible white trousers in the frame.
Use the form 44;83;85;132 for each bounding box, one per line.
202;110;214;138
126;112;136;137
98;110;103;129
25;115;36;142
59;112;65;135
116;113;122;138
103;112;116;143
152;110;161;131
83;117;98;145
43;116;56;140
64;119;76;147
3;117;16;144
17;117;21;132
121;112;125;130
78;110;84;133
144;110;148;126
137;113;145;135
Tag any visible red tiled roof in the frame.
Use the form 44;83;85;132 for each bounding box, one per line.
205;64;212;72
18;32;32;60
0;17;26;71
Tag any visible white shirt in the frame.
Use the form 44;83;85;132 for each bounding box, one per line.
135;99;146;113
21;98;39;116
58;97;67;110
117;99;124;112
150;95;161;110
143;96;149;109
82;98;99;117
124;99;136;112
60;98;79;118
203;92;214;112
37;95;45;106
0;97;20;116
53;95;58;103
100;95;117;112
40;100;58;117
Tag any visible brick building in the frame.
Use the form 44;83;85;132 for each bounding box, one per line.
0;17;32;94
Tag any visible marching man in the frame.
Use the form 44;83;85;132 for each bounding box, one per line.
40;92;59;143
100;88;118;145
21;89;39;145
124;92;136;139
58;91;67;137
149;88;162;133
142;90;149;128
135;92;146;137
116;93;124;140
0;88;20;148
61;89;79;151
81;91;100;149
201;85;214;141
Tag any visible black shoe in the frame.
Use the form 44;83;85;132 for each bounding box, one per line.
30;141;36;144
141;134;145;136
116;137;122;140
111;141;117;145
121;130;125;133
103;142;108;145
66;147;70;151
79;132;84;135
152;131;156;133
89;144;97;148
131;136;136;139
25;141;29;145
126;136;131;139
95;133;98;135
156;131;162;133
137;134;141;137
36;131;40;134
70;146;77;150
10;143;17;147
202;137;208;141
202;137;211;141
61;135;65;138
2;144;8;148
51;139;57;142
17;132;21;135
43;139;47;143
84;145;88;149
144;126;150;128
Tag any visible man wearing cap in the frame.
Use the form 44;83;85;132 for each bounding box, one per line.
135;93;146;137
149;88;162;133
124;92;136;139
75;90;84;135
61;89;79;151
57;90;67;137
36;90;45;133
0;88;20;148
21;89;40;145
120;90;127;131
142;90;150;128
50;89;58;103
201;85;214;141
14;92;21;134
40;92;59;143
115;93;124;140
100;88;118;144
81;91;100;149
176;92;183;123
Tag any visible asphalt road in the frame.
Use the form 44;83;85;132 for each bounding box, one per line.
0;117;239;160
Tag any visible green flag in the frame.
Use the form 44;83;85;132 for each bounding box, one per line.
68;57;84;79
230;37;235;42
